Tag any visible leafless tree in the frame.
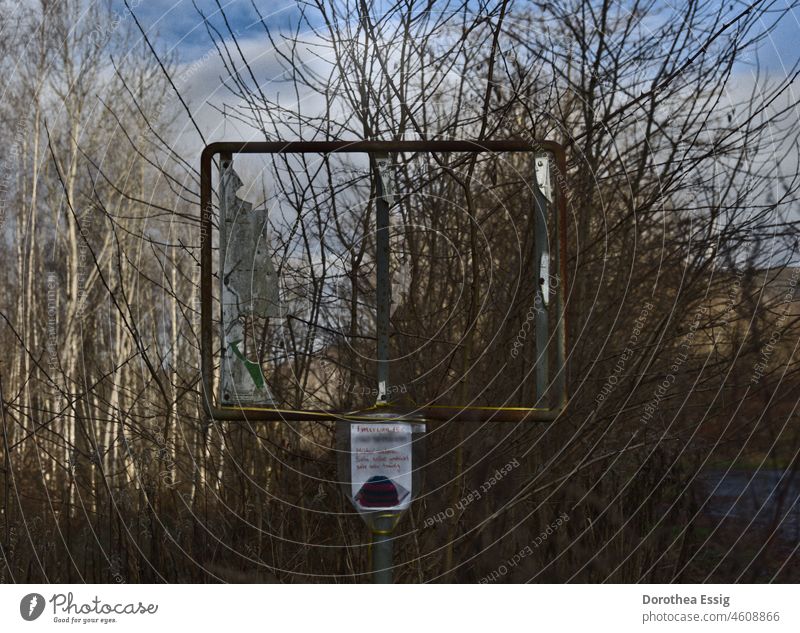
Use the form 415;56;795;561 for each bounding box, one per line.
2;0;800;583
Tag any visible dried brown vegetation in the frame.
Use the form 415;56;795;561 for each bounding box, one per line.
1;0;800;583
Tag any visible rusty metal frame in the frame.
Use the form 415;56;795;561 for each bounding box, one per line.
200;140;568;423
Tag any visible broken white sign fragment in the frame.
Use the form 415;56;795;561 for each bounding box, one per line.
218;160;281;406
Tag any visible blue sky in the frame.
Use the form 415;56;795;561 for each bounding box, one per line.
112;0;302;60
745;6;800;73
113;0;800;69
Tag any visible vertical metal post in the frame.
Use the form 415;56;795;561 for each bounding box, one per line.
371;154;395;583
374;153;393;405
370;514;395;584
533;153;552;405
553;149;568;409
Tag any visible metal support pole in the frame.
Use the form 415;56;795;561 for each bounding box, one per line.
533;153;552;406
372;154;395;582
370;514;395;583
374;153;393;405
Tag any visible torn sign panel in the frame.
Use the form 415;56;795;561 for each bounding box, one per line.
218;161;280;407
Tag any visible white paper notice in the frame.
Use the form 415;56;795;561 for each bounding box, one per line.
350;423;417;512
